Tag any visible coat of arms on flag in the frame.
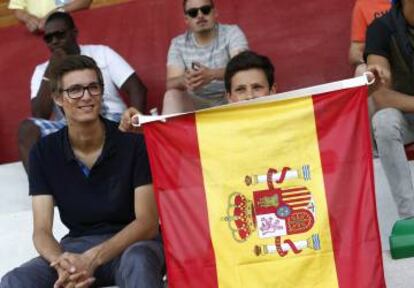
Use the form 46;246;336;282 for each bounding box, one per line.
140;76;386;288
223;165;321;258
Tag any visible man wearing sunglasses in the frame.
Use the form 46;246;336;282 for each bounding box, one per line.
17;11;147;173
1;55;164;288
162;0;248;114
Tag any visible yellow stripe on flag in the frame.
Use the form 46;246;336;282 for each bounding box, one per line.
196;97;339;288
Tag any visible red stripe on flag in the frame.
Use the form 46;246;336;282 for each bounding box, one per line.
143;114;218;288
285;197;311;203
313;86;385;287
282;193;311;199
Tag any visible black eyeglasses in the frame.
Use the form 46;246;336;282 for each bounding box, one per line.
43;30;67;43
60;82;103;99
185;5;213;18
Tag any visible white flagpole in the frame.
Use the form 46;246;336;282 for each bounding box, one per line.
138;74;371;125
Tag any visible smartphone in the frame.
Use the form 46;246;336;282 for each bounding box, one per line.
192;62;200;71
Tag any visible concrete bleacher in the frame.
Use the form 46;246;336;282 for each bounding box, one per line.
0;160;413;287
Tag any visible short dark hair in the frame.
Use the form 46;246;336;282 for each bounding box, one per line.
45;11;76;29
50;55;104;95
224;51;275;92
183;0;214;11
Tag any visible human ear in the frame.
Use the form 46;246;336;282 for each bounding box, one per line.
270;83;277;94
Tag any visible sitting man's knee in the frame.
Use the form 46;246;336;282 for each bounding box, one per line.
117;242;164;287
372;108;405;138
18;119;40;144
162;89;194;114
120;241;164;275
164;88;185;98
1;268;28;288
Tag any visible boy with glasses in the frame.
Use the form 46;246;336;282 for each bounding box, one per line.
17;12;148;173
162;0;248;114
0;55;164;288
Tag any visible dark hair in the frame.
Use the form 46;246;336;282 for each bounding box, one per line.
224;50;275;92
45;11;76;29
183;0;214;11
50;55;104;95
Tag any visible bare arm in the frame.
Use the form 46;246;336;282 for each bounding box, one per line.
31;50;68;118
349;42;365;66
32;195;62;263
166;45;242;91
186;64;224;91
120;73;147;113
38;0;93;30
13;9;41;32
367;54;414;112
31;79;54;118
166;65;186;90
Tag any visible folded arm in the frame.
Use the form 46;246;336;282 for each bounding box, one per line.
367;54;414;113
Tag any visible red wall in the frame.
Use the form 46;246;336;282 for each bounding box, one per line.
0;0;355;163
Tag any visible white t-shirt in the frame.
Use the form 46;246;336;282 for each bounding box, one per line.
31;45;134;118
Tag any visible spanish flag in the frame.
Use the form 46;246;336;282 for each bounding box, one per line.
141;77;385;288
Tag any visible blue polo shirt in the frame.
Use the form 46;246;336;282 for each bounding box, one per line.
28;118;152;238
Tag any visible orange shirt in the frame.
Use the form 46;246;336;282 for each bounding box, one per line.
351;0;391;42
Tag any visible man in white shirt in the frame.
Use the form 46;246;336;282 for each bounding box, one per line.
162;0;248;114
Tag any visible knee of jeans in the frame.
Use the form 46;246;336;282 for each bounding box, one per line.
120;242;163;273
17;119;40;144
164;89;185;99
372;108;404;140
1;268;26;288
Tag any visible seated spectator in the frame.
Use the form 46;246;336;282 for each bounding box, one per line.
365;0;414;218
162;0;248;114
119;50;276;132
224;50;277;103
349;0;391;156
0;55;164;288
349;0;391;76
18;12;147;172
8;0;92;33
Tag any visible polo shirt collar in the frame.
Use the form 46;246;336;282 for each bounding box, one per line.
63;117;117;164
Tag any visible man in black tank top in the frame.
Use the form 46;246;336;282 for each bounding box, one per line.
365;0;414;218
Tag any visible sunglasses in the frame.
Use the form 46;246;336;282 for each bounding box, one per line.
185;5;213;18
43;30;67;43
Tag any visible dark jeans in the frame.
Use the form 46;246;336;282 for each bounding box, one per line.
0;234;165;288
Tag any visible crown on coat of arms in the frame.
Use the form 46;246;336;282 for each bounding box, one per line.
222;192;256;242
